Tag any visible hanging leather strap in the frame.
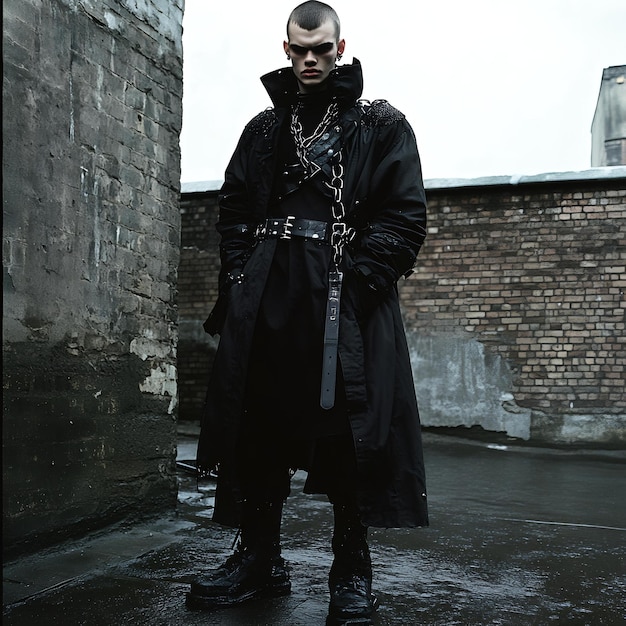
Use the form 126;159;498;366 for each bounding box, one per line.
319;149;354;410
320;270;343;409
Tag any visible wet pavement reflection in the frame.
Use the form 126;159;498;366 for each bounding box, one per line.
3;431;625;625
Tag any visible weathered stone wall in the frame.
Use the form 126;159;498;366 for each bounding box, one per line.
2;0;184;556
178;170;626;445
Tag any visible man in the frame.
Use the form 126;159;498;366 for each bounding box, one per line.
187;2;428;624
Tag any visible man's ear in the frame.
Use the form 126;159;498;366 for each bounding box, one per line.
283;40;290;56
337;39;346;55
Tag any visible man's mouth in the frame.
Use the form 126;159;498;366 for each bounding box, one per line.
301;70;321;77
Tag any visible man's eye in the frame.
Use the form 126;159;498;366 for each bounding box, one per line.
290;43;334;56
312;43;334;54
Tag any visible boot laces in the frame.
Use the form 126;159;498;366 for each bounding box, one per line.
334;573;370;595
221;543;251;572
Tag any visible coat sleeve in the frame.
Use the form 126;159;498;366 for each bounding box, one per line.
215;128;258;289
348;108;427;309
203;116;266;335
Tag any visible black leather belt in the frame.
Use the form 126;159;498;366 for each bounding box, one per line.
255;217;329;243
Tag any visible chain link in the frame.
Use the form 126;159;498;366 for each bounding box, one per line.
290;102;353;268
290;101;339;174
325;151;355;268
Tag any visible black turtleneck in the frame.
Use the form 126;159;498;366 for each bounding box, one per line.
294;89;335;135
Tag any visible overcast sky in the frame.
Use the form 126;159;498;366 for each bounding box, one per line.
179;0;625;184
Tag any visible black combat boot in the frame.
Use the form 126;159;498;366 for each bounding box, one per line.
326;502;377;626
186;500;290;609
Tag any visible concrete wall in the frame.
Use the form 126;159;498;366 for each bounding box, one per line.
178;169;626;446
591;65;626;167
2;0;184;556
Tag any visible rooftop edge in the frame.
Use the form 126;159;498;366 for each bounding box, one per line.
181;166;626;195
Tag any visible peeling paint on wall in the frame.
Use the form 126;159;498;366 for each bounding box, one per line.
139;363;178;414
130;336;174;361
408;333;532;440
139;363;177;399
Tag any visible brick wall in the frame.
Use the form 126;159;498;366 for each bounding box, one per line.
177;191;221;421
178;171;626;445
3;0;183;556
403;174;625;443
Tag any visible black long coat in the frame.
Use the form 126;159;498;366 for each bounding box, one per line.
197;60;429;529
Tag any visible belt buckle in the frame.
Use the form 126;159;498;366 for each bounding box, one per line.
281;215;295;239
255;221;268;239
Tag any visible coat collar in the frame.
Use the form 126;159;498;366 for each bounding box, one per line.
260;58;364;110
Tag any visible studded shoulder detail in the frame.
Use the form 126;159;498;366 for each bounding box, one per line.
245;108;278;136
361;99;405;127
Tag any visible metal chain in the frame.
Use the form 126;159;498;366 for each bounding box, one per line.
325;150;355;268
290;101;339;173
290;102;353;267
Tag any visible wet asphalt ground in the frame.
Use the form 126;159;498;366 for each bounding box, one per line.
3;426;626;625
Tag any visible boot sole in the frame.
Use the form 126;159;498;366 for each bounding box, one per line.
325;593;378;626
325;616;374;626
186;581;291;610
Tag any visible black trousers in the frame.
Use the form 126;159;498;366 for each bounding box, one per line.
235;422;358;505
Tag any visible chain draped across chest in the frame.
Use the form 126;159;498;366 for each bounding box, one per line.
284;99;355;410
290;100;339;176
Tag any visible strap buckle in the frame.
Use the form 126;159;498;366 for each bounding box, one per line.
281;215;295;240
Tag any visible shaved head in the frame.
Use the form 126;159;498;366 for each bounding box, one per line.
287;1;341;41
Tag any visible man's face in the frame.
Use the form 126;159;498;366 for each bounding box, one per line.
284;20;345;93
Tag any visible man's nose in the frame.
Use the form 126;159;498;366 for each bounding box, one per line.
304;50;317;64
